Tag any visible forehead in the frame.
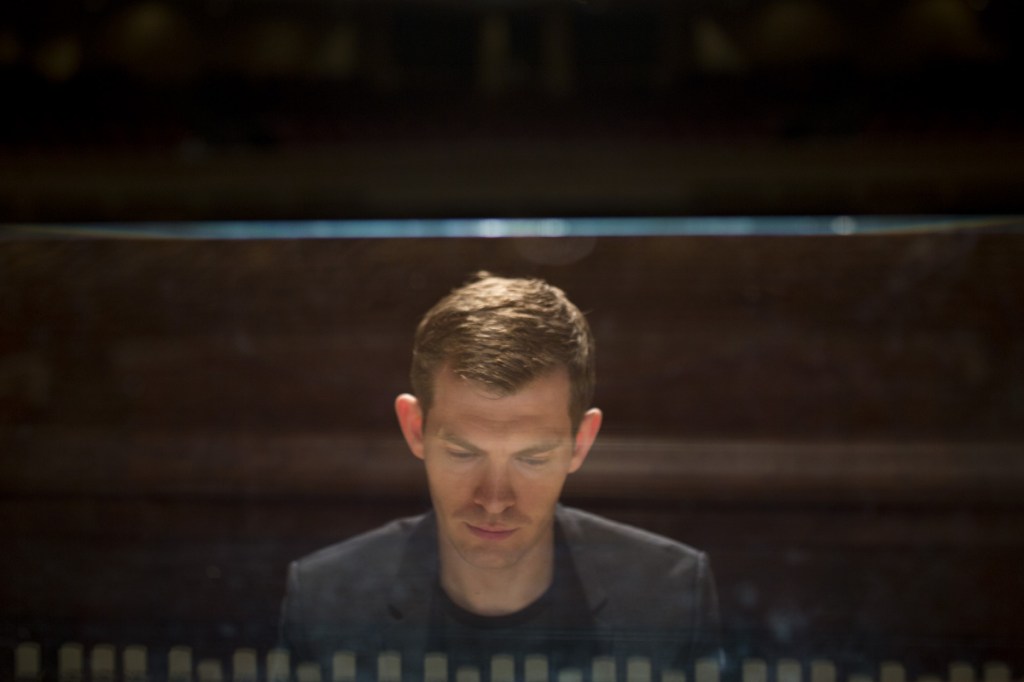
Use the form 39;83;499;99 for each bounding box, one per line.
427;366;573;436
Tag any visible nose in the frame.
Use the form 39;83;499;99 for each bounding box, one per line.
473;461;515;516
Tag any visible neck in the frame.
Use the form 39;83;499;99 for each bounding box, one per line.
439;533;555;616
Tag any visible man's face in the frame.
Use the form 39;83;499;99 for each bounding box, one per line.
396;367;601;574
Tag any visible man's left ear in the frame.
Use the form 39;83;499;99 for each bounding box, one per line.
568;408;602;474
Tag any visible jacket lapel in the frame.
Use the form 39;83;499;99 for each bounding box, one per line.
556;505;609;620
385;512;439;650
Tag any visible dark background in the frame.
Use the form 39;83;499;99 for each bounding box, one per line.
2;0;1024;679
2;0;1024;219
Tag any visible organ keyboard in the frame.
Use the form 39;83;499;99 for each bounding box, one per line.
8;644;1018;682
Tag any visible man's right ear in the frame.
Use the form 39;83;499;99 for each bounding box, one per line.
395;394;425;460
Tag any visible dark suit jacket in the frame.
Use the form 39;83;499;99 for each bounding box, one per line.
281;505;721;678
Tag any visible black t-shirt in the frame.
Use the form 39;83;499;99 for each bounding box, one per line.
425;527;604;680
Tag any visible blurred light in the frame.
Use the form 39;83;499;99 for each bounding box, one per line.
237;20;309;77
5;216;1020;240
312;24;358;80
478;219;506;237
475;219;570;237
898;0;995;62
754;0;845;65
0;30;21;66
34;36;82;82
478;13;511;96
830;216;857;235
692;17;746;75
540;6;574;97
113;2;179;50
105;2;199;80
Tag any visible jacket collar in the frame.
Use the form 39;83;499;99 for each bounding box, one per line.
555;505;610;618
386;506;610;622
386;512;439;625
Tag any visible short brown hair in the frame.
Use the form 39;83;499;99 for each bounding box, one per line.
410;272;596;432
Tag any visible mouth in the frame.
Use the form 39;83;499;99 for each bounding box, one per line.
466;524;517;541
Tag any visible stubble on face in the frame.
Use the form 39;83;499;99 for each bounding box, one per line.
422;369;577;576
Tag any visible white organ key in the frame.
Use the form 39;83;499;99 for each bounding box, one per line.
197;659;225;682
592;656;616;682
627;658;652;682
232;648;258;682
525;655;550;682
696;657;720;682
424;653;448;682
378;651;402;682
25;647;1024;682
457;665;482;682
982;662;1011;682
491;654;515;682
950;664;975;682
297;662;324;682
880;662;906;682
743;660;768;682
15;642;41;681
778;659;802;682
91;644;117;682
267;648;291;682
123;645;148;682
557;668;583;682
168;647;194;682
810;660;836;682
334;652;357;682
58;643;84;682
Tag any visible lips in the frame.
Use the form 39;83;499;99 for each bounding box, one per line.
466;524;517;540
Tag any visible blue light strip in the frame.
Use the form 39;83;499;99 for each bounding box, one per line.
2;216;1022;239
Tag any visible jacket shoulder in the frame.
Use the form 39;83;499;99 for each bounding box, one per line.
558;508;721;665
281;514;429;660
285;513;427;624
293;514;422;583
558;506;714;629
559;505;706;568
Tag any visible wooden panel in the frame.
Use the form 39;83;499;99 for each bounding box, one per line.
3;430;1023;507
3;235;1023;438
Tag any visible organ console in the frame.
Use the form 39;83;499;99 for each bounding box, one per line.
8;644;1019;682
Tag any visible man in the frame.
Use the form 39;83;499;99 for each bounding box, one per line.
281;273;720;680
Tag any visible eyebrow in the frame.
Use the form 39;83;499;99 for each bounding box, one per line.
438;432;564;457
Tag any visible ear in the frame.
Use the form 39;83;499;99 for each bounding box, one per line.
395;394;426;460
568;407;602;474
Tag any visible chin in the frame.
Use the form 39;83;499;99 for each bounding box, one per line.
459;545;523;570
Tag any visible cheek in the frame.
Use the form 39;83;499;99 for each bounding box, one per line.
425;463;472;506
512;470;568;505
